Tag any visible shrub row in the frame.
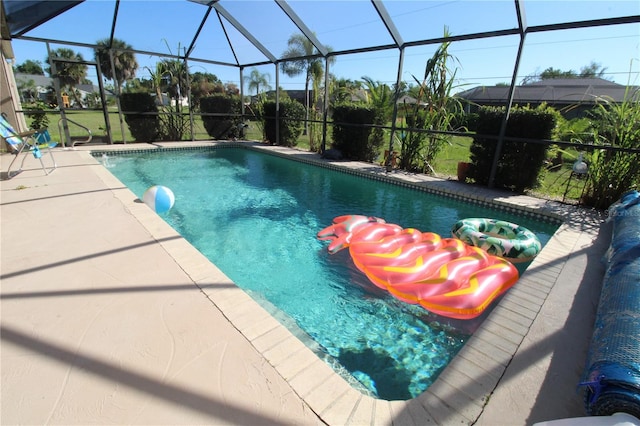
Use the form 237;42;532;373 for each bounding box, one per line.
262;100;305;147
200;94;243;140
120;93;159;142
120;93;246;142
469;105;556;192
331;103;379;162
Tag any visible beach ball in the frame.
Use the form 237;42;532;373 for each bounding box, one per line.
143;185;175;213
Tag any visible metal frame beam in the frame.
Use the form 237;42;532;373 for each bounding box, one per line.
6;0;640;153
107;0;119;47
185;5;213;58
371;0;403;48
387;47;405;171
488;0;528;188
214;7;240;66
19;12;639;70
276;0;327;57
212;2;277;63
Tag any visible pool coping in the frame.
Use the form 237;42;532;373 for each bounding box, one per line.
89;141;606;425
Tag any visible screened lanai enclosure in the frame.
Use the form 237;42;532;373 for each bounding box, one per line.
1;0;639;188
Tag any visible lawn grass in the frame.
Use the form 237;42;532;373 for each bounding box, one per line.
40;109;132;142
430;136;473;177
32;109;581;202
533;159;588;201
39;108;213;143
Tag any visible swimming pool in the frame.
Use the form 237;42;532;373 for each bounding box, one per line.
102;146;558;400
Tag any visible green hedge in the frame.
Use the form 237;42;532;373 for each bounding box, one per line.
120;93;159;142
469;105;556;192
331;103;377;162
262;100;305;147
200;94;243;140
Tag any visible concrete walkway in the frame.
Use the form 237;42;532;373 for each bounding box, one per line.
1;143;611;425
1;147;322;425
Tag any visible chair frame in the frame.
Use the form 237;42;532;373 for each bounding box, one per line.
1;116;57;179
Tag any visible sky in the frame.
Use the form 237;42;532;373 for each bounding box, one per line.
7;0;640;94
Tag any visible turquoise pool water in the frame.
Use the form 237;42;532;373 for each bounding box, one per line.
103;147;557;400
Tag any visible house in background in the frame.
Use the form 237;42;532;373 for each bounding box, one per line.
456;78;638;119
251;88;369;107
14;72;112;107
14;73;52;103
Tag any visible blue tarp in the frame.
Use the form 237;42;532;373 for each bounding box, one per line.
580;190;640;417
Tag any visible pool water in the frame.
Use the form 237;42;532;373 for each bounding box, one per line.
104;147;557;400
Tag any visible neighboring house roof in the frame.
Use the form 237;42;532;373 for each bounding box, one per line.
77;83;99;93
258;88;377;104
397;95;427;106
456;78;637;105
283;89;309;101
15;73;108;95
15;73;52;90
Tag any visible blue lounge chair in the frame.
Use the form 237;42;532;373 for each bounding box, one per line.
1;114;57;179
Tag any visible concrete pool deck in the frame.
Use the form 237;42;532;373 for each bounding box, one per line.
1;141;610;425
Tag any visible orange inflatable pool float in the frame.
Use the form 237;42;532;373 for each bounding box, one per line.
318;215;519;320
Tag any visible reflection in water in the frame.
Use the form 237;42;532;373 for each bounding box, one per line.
338;347;414;400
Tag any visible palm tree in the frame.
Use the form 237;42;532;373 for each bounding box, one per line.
361;76;394;120
158;57;190;141
159;58;188;106
280;33;334;135
330;77;363;104
145;62;168;106
245;68;271;97
579;61;608;79
45;48;88;107
400;30;461;172
94;38;138;94
361;76;394;160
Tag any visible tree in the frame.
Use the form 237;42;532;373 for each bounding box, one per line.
331;77;363;104
582;87;640;208
224;82;240;96
399;29;462;173
145;57;190;107
392;80;411;99
45;48;88;107
157;57;189;141
280;33;334;136
145;62;168;106
190;71;221;108
191;71;220;86
15;59;44;75
361;76;394;161
245;68;271;96
16;77;38;102
361;76;394;120
522;62;610;84
94;38;138;94
159;58;189;104
540;67;577;80
579;61;608;79
122;76;153;94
